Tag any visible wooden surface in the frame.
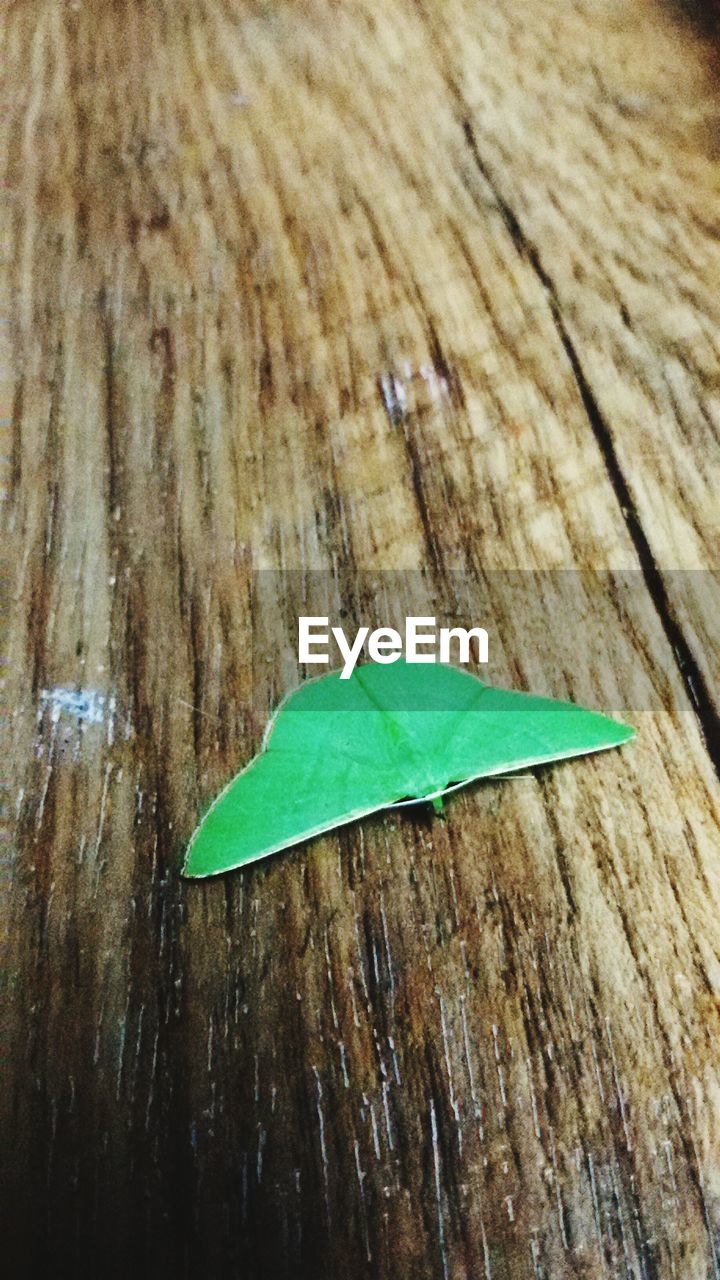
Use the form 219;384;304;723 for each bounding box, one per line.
3;0;720;1275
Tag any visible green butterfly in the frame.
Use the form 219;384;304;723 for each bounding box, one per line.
184;660;634;877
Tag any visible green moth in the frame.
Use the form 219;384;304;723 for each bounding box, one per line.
183;660;634;878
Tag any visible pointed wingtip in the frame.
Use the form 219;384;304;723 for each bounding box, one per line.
582;707;635;751
181;830;212;879
182;842;223;879
608;716;636;745
180;850;200;879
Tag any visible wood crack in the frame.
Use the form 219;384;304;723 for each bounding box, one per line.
462;118;720;777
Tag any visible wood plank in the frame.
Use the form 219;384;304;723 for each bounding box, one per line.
3;1;719;1275
423;0;720;733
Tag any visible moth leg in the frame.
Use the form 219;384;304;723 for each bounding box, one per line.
431;794;445;815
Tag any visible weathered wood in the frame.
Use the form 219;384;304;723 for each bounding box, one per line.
3;1;720;1276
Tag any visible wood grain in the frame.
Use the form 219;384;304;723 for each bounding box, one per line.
3;0;720;1276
